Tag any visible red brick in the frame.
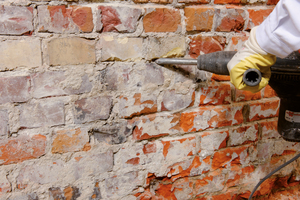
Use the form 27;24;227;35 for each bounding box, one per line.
119;93;157;118
247;8;273;30
260;120;279;139
131;113;180;140
0;76;30;104
263;84;277;98
226;165;255;187
0;134;46;165
143;8;181;32
227;34;248;51
97;6;142;33
134;0;172;3
214;0;241;4
267;0;279;5
179;0;209;3
161;136;196;161
248;99;280;121
199;82;231;105
194;170;225;194
234;88;262;102
143;142;157;154
185;7;214;32
0;6;33;35
211;74;230;81
180;105;243;133
211;146;250;170
189;35;226;58
215;8;245;32
38;5;93;33
52;128;89;154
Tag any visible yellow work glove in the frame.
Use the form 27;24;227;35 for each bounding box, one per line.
227;27;276;93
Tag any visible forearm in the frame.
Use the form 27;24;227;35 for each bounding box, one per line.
256;0;300;58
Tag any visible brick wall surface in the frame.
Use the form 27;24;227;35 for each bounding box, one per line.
0;0;298;200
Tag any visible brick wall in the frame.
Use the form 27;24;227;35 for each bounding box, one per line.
0;0;299;199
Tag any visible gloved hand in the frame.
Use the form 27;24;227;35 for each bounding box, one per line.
227;27;276;93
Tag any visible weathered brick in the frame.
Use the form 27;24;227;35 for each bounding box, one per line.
146;35;186;59
200;130;229;151
180;105;243;133
215;8;245;32
49;186;80;200
247;8;273;30
143;8;181;32
0;173;11;193
0;76;30;104
227;34;248;51
135;0;172;3
228;124;258;146
161;136;196;161
0;39;41;70
104;171;143;198
260;120;279;139
47;37;95;66
267;0;279;5
19;100;64;128
131;113;180;140
97;6;142;33
73;96;112;124
38;5;93;33
234;88;262;102
226;165;255;187
114;143;145;169
0;6;33;35
189;35;226;58
199;82;231;105
52;128;89;154
32;71;92;98
194;171;225;195
0;110;8;137
0;134;46;165
214;0;241;4
184;7;214;32
162;89;195;111
119;93;157;118
179;0;209;3
100;36;143;61
263;84;277;98
102;62;164;91
211;145;250;170
248;99;279;121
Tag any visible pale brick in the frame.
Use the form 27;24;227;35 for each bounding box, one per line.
228;125;258;146
0;134;46;165
194;171;225;194
146;35;186;60
102;62;164;91
92;121;131;144
0;6;33;35
161;89;194;111
52;128;89;154
38;5;93;33
200;130;229;151
0;172;11;193
215;8;245;32
0;110;8;137
48;37;95;66
199;82;231;105
32;71;92;98
100;36;143;61
73;96;112;124
104;171;143;198
184;7;214;32
248;99;279;121
97;6;142;33
0;39;41;70
119;93;157;118
19;100;65;128
0;76;30;104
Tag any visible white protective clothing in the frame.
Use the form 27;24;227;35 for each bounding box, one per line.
257;0;300;58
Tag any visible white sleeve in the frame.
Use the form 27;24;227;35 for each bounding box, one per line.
256;0;300;58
